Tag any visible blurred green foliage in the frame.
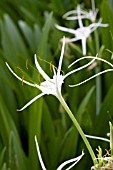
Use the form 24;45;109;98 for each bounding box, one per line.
0;0;113;169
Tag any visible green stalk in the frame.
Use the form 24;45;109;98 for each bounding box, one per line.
94;30;101;115
109;122;113;156
95;66;101;115
58;94;98;165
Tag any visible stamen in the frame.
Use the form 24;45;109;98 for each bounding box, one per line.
38;55;43;61
6;62;36;87
37;55;57;72
16;66;24;73
38;72;40;83
50;61;53;72
26;58;29;69
22;75;24;86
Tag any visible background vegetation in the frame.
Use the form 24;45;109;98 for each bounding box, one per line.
0;0;113;169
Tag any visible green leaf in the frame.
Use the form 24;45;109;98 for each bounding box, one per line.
0;14;28;64
37;12;53;59
41;100;58;169
100;0;113;51
20;6;37;23
28;97;43;170
2;163;10;170
18;21;41;52
59;127;79;163
94;84;113;136
77;86;95;124
50;0;65;15
0;147;6;169
8;131;27;170
0;95;20;146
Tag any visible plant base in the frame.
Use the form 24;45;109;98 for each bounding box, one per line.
91;163;113;170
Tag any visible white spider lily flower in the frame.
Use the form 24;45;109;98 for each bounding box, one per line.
5;37;66;111
63;0;98;22
55;19;108;55
5;49;113;111
6;37;97;111
35;136;84;170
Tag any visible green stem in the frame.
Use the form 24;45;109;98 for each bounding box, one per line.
58;94;98;165
95;67;101;115
94;30;101;115
109;122;113;156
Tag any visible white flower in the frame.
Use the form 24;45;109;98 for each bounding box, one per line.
6;38;113;111
35;136;84;170
55;0;108;55
63;0;98;22
55;18;108;55
5;37;66;111
6;37;96;111
6;51;113;111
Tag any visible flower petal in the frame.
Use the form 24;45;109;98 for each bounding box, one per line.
34;54;51;81
67;55;113;87
62;5;89;20
17;92;46;111
57;151;84;170
57;36;65;76
69;69;113;87
89;19;108;33
81;38;87;55
68;55;113;68
35;136;47;170
6;62;36;87
77;5;83;28
64;56;96;79
55;24;76;34
85;134;110;142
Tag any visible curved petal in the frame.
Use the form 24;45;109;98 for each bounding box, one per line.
35;136;47;170
81;38;87;55
77;5;83;28
6;62;36;87
17;92;46;111
85;134;110;142
55;24;76;35
64;57;96;79
64;15;88;20
34;54;51;81
89;19;108;33
69;69;113;87
62;5;88;20
57;151;84;170
68;55;113;68
57;36;65;76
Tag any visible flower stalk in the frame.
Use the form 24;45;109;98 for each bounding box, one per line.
58;94;98;165
109;122;113;156
94;27;102;115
